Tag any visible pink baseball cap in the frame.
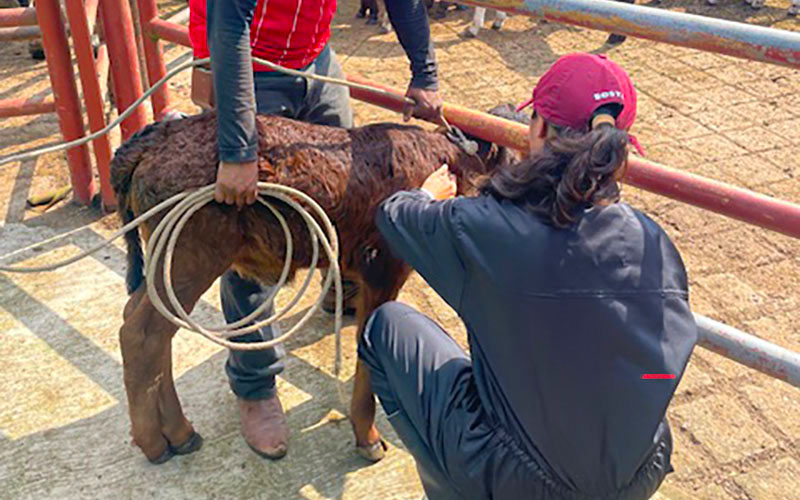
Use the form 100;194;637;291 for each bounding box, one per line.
517;53;644;155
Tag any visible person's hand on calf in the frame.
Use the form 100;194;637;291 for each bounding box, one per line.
421;164;457;200
215;160;259;208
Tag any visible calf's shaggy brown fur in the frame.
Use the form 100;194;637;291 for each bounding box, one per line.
112;112;517;463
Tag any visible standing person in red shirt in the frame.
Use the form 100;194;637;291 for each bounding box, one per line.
192;0;444;461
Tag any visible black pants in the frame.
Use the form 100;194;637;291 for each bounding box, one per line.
223;45;353;400
358;302;673;500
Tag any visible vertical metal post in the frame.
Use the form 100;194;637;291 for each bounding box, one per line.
135;0;171;119
99;0;147;141
64;0;116;209
35;0;96;205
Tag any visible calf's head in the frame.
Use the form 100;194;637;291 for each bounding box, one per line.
446;103;530;193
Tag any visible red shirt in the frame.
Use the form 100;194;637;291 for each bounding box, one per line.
189;0;337;71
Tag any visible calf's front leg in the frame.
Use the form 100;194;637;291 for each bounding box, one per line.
348;256;413;461
120;294;178;463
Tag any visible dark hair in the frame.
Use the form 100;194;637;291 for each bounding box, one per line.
479;104;629;228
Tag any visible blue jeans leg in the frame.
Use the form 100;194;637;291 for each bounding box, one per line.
358;301;472;500
222;270;285;400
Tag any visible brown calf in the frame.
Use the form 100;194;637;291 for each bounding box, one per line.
111;111;518;463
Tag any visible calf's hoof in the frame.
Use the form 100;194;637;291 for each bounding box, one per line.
147;446;175;465
366;16;378;25
29;42;45;61
321;279;359;316
463;25;479;38
141;431;204;465
172;431;204;456
605;33;627;46
492;19;506;30
356;438;388;463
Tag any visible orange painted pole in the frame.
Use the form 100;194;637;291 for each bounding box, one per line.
136;0;171;119
0;7;37;27
35;0;95;204
0;96;55;118
99;0;147;140
65;0;116;209
0;25;40;40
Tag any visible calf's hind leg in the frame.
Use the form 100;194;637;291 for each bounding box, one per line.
121;269;232;463
121;208;242;463
120;294;181;463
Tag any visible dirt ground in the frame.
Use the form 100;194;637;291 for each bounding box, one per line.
1;1;799;499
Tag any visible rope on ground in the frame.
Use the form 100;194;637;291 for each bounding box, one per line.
0;183;342;366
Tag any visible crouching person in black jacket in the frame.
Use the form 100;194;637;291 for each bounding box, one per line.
358;52;697;500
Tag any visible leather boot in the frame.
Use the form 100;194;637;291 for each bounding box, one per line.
238;395;289;459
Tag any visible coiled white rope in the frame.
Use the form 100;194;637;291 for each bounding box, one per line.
0;182;342;368
0;53;395;360
0;48;434;410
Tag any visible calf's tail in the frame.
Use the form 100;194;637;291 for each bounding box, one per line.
110;122;166;294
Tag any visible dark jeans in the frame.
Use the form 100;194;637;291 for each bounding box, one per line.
223;45;353;400
358;302;673;500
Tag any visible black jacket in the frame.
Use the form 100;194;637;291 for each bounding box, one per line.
377;190;697;496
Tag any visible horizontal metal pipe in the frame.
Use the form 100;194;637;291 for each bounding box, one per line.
696;315;800;389
0;7;37;28
148;17;190;47
461;0;800;69
0;25;41;41
0;96;55;118
622;160;800;240
345;74;800;239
